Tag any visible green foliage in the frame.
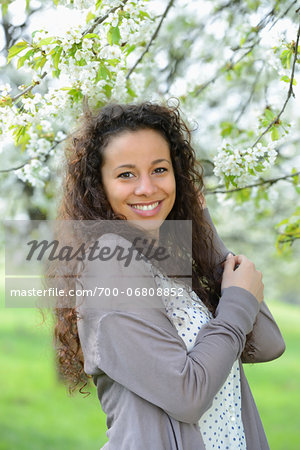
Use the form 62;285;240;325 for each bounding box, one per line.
1;0;299;253
1;300;299;449
95;63;111;81
271;126;279;141
280;48;293;69
244;301;300;449
275;207;300;254
220;121;240;138
7;41;29;63
1;0;10;16
107;26;121;45
280;75;297;85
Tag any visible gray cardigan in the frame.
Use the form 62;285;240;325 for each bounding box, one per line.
77;209;285;450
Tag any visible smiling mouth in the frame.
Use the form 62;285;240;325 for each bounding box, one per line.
130;201;161;211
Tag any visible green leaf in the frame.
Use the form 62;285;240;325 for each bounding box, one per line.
52;46;63;69
280;49;293;69
126;79;137;98
225;176;230;190
33;55;47;70
265;108;274;121
106;58;120;67
38;37;56;46
254;162;265;172
221;121;233;137
229;175;237;187
271;127;279;141
280;75;290;83
275;218;289;228
67;88;84;102
0;96;12;107
139;11;152;20
52;69;61;78
107;26;121;45
96;63;111;81
125;44;136;56
2;2;9;16
7;41;28;63
83;33;99;39
291;168;299;185
13;124;29;145
17;49;35;69
86;11;96;23
103;84;112;98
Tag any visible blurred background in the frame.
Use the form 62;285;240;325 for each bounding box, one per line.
1;0;300;448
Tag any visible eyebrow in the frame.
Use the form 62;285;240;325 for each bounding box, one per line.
114;159;171;171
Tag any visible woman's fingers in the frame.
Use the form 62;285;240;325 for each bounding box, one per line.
221;254;264;304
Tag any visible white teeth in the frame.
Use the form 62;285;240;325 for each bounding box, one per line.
131;201;159;211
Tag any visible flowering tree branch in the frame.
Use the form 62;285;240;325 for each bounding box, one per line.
83;0;130;36
0;161;29;173
269;0;298;31
276;234;300;245
11;72;47;103
0;138;66;173
251;20;300;149
10;1;130;104
194;3;282;97
194;4;298;98
206;170;300;194
126;0;175;79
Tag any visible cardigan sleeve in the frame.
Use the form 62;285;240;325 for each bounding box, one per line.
78;232;261;424
203;207;286;363
94;286;260;424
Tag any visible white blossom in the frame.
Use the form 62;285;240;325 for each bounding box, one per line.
0;83;12;96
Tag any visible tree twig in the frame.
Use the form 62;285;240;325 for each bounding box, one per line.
10;2;129;103
11;72;47;103
0;161;29;173
194;4;298;98
269;0;298;31
83;0;130;36
126;0;175;79
193;3;279;97
0;138;66;173
194;40;259;96
251;20;300;148
235;61;265;123
276;235;300;245
206;170;300;194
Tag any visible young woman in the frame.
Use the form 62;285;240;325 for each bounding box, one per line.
55;102;285;450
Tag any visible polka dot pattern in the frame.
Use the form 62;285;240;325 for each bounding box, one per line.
151;265;246;450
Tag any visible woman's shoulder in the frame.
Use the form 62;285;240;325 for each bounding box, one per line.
82;232;152;273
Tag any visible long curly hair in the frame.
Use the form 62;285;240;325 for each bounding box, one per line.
53;101;229;393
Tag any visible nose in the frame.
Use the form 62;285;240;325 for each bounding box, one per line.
134;174;158;197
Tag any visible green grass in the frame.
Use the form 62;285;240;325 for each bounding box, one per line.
0;307;108;450
244;301;300;450
0;300;299;449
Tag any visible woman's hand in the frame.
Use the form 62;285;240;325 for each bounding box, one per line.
221;254;264;304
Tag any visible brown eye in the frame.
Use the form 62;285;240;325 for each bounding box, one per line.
154;167;167;174
118;172;134;179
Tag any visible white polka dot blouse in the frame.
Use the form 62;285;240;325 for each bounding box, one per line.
151;265;247;450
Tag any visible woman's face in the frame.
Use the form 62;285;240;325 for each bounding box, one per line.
101;128;176;232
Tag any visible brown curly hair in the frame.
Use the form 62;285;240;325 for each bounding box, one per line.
53;101;229;394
